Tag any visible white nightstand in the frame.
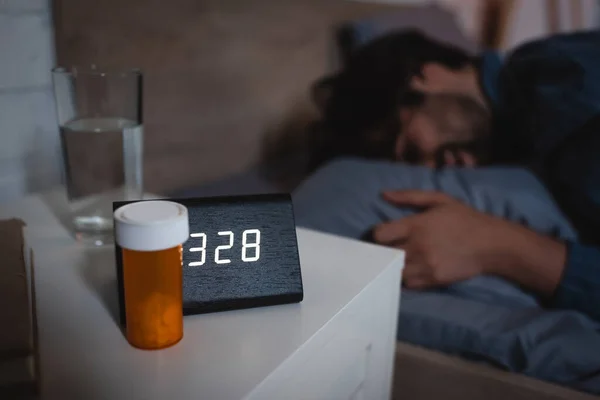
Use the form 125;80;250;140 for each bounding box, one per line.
0;193;404;400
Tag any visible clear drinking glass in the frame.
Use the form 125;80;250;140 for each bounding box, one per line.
52;66;144;245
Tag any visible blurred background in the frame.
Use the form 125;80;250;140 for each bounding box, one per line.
1;0;599;202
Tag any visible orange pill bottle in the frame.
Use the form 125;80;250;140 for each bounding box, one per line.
114;201;189;350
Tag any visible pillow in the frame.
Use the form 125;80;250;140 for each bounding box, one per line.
292;158;600;392
293;158;577;241
292;157;577;309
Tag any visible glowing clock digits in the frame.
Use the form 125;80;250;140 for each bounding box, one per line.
215;231;234;264
241;229;261;262
188;229;261;266
188;233;207;266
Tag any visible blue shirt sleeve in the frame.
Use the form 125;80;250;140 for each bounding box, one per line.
551;242;600;322
490;30;600;167
486;30;600;245
478;50;503;106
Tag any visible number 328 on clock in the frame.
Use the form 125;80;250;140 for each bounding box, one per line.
188;229;261;266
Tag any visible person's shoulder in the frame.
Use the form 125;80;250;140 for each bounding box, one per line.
509;30;600;59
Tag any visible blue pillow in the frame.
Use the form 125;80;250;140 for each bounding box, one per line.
293;159;600;393
293;158;576;241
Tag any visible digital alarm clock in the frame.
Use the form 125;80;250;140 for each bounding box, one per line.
114;194;303;325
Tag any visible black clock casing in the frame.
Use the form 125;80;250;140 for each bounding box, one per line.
114;194;303;326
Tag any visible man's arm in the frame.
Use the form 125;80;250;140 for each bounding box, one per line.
494;237;600;321
485;218;566;297
374;190;600;322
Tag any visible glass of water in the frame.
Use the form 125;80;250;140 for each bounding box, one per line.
52;66;143;245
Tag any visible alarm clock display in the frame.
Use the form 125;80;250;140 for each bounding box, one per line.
114;194;304;324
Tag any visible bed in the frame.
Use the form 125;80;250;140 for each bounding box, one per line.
52;1;600;398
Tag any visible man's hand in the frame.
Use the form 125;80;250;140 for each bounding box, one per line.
373;190;567;294
373;190;499;288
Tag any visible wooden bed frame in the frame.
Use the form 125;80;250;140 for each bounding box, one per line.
393;343;598;400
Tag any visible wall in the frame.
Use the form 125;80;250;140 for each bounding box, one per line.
354;0;599;49
504;0;599;50
0;0;60;203
52;0;403;194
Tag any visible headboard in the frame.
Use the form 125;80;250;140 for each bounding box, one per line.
52;0;408;194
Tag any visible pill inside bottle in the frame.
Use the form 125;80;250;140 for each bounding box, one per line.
114;201;189;350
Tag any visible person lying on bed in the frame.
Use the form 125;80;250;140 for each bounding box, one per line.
300;30;600;323
378;30;600;322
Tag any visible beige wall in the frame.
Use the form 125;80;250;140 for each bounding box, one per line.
504;0;598;50
356;0;599;50
53;0;402;194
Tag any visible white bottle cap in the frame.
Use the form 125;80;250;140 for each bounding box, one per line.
114;201;189;252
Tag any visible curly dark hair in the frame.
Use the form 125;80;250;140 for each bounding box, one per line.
308;29;475;171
